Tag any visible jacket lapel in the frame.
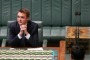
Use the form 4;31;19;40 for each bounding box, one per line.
27;20;31;33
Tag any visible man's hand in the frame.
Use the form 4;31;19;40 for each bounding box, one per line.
19;25;29;36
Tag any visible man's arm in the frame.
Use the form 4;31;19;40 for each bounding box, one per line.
26;24;38;47
8;23;24;47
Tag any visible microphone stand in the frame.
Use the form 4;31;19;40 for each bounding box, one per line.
71;11;85;60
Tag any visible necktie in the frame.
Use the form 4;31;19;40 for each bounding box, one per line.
22;33;25;47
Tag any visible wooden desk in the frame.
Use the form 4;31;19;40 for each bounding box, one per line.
43;47;60;60
45;41;66;60
0;43;65;60
66;26;90;54
66;26;90;38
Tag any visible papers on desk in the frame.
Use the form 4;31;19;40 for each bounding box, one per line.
0;47;58;60
27;47;43;50
9;47;43;50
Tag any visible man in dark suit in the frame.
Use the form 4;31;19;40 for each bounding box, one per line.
8;8;38;47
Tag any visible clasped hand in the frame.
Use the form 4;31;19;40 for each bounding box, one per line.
19;25;29;36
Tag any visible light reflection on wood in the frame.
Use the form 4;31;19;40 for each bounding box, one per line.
66;26;90;38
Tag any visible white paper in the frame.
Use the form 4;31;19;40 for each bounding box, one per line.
27;47;43;50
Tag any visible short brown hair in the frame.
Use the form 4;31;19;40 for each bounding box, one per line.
18;8;30;18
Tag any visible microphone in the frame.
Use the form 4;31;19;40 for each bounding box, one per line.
70;11;85;60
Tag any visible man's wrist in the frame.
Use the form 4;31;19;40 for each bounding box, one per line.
25;34;30;39
18;34;22;39
19;31;23;36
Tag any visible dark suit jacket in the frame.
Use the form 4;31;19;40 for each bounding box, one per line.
8;20;38;47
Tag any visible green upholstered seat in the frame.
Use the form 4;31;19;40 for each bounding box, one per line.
0;0;90;47
50;27;61;41
49;27;66;41
43;27;51;40
0;26;7;39
0;26;7;46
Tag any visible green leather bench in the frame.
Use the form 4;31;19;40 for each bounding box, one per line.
1;0;90;47
1;20;43;47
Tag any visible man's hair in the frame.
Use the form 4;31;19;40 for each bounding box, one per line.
18;8;30;18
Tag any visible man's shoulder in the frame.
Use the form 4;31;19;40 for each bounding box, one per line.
10;21;18;27
29;20;38;26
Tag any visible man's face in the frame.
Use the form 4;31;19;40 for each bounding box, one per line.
17;12;28;25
